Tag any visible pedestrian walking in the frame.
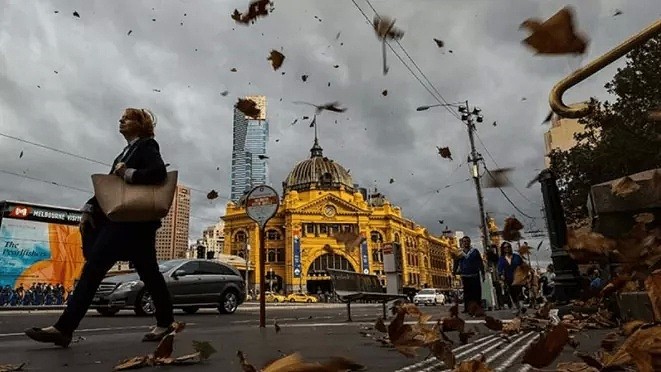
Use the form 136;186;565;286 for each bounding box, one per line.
453;236;485;313
25;108;175;347
497;242;525;314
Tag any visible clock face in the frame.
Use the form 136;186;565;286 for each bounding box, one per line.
323;205;337;217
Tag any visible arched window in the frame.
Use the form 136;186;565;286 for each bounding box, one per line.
266;229;281;241
267;249;276;262
234;231;247;243
394;233;400;243
370;231;383;243
307;253;356;275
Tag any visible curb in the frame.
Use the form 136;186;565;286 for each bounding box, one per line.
0;306;65;311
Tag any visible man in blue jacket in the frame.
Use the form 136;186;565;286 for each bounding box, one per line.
453;236;485;313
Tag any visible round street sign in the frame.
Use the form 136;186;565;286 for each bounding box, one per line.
363;269;369;275
246;185;280;228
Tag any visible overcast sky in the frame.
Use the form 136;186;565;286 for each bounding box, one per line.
1;1;656;263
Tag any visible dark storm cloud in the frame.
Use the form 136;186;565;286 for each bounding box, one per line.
0;0;657;254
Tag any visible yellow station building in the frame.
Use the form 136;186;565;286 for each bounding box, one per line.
222;136;456;294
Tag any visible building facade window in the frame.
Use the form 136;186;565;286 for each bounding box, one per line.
266;229;282;241
370;231;383;243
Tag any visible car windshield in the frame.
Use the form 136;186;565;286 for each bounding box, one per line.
158;260;186;273
418;289;435;295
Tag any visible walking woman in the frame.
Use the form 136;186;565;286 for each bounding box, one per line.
25;108;175;347
497;242;524;314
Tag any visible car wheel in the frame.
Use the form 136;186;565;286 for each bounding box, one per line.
306;299;312;303
289;298;296;303
182;306;199;315
273;298;279;303
218;291;239;314
134;290;155;316
96;308;119;316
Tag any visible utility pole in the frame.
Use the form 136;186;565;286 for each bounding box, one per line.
460;100;490;252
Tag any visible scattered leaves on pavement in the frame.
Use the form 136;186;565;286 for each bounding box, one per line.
267;50;285;70
520;6;588;55
521;323;569;368
0;363;26;372
502;317;522;335
238;352;364;372
192;340;216;360
452;354;492;372
645;269;661;321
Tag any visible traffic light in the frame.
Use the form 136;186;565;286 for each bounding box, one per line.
196;245;206;259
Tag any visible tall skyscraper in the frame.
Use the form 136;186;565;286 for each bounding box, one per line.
230;95;270;201
155;185;191;261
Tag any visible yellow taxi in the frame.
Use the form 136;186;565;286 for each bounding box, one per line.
265;291;287;303
285;292;319;303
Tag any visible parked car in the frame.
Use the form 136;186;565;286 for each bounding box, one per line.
91;259;245;316
286;292;318;303
265;291;287;303
413;288;446;306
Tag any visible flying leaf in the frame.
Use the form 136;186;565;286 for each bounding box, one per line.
520;6;589;55
441;317;465;333
382;89;388;96
484;316;503;331
542;110;554;124
301;74;309;82
274;319;281;333
518;242;531;255
19;151;23;158
73;11;80;18
521;324;569;367
484;168;514;188
231;0;273;25
437;146;452;160
389;178;395;184
611;176;640;197
449;303;459;318
231;68;238;72
373;15;404;41
613;9;623;17
429;340;455;369
258;154;269;160
192;341;216;360
502;216;524;241
512;264;531;286
220;90;229;96
565;229;617;262
237;350;258;372
127;30;132;36
235;98;261;118
207;190;219;200
333;231;366;251
267;50;285;70
433;38;444;48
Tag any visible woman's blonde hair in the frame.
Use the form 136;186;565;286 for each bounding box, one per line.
125;108;157;137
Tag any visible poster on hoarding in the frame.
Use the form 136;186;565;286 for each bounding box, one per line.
0;217;84;291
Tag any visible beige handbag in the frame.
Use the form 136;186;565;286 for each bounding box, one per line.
91;171;178;222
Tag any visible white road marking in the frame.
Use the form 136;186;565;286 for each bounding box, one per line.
0;323;198;338
396;335;499;372
493;335;539;372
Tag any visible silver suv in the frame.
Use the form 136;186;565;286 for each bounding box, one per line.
91;259;245;316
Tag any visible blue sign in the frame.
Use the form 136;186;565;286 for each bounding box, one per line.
293;236;301;278
360;240;369;275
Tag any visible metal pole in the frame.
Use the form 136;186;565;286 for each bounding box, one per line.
465;100;490;252
258;226;266;328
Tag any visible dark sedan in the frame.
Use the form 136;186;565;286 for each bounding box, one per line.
91;259;245;316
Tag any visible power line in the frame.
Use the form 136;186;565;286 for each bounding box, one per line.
482;166;536;219
474;131;540;207
0;130;230;202
363;0;463;122
0;168;221;224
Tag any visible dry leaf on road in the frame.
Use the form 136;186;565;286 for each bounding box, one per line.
484;316;503;331
452;354;492;372
0;363;26;372
645;270;661;321
502;318;522;335
522;324;569;367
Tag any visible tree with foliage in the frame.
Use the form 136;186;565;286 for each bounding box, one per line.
549;35;661;225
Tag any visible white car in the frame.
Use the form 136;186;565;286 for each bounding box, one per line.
413;288;446;306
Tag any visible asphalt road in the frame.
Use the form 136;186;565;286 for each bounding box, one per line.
0;303;607;371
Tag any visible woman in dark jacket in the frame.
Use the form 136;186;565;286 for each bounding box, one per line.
497;242;524;314
25;108;175;347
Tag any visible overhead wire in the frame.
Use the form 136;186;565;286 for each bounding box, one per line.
482;166;536;219
0;168;221;223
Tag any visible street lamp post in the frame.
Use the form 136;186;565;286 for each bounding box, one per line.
269;267;274;292
243;243;251;299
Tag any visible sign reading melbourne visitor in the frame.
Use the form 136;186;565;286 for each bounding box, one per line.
245;185;279;228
